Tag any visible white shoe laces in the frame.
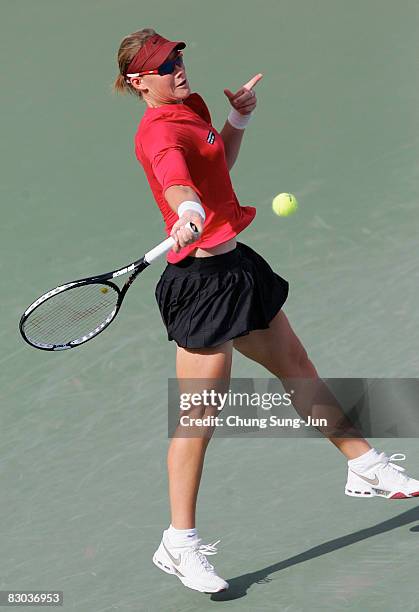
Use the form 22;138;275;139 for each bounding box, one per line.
197;539;221;555
378;452;409;482
184;538;221;573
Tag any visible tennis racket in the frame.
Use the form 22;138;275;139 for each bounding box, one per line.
19;222;199;352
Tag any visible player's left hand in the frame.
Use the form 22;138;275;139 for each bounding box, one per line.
224;73;263;116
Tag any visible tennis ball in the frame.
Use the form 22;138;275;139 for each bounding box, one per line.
100;287;108;294
272;193;298;217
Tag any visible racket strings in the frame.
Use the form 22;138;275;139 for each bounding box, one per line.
23;283;119;346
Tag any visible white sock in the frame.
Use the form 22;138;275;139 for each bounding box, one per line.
166;524;198;547
348;447;383;471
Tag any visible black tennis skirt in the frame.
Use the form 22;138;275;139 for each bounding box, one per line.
155;241;289;349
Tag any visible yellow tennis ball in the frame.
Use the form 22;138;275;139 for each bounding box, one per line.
100;287;108;294
272;193;298;217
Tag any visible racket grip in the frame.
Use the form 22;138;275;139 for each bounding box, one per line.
144;222;201;264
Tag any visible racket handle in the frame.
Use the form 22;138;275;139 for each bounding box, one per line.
144;222;201;264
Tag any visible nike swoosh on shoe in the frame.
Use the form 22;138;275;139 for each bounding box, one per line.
163;542;182;566
351;471;379;486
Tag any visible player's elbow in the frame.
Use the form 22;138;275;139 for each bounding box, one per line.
164;185;198;199
164;185;201;212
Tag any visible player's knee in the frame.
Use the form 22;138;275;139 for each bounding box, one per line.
298;346;309;367
283;344;311;377
297;348;317;377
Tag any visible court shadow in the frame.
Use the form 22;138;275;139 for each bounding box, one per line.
211;505;419;602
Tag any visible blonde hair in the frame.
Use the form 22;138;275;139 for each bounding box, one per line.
113;28;157;100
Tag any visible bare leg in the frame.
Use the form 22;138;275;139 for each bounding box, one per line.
168;342;233;529
233;310;371;460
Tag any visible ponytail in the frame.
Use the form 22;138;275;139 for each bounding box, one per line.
113;28;157;99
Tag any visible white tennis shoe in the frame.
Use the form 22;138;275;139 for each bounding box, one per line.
152;530;229;593
345;452;419;499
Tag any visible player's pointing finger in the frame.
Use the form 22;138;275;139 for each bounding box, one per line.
243;73;263;91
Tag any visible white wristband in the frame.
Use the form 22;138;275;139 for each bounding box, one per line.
227;108;253;130
177;200;206;222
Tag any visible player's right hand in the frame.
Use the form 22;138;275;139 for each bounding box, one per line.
170;212;203;253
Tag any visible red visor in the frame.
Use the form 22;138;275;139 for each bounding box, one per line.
125;33;186;77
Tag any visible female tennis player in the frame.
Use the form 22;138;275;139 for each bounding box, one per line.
114;29;419;594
